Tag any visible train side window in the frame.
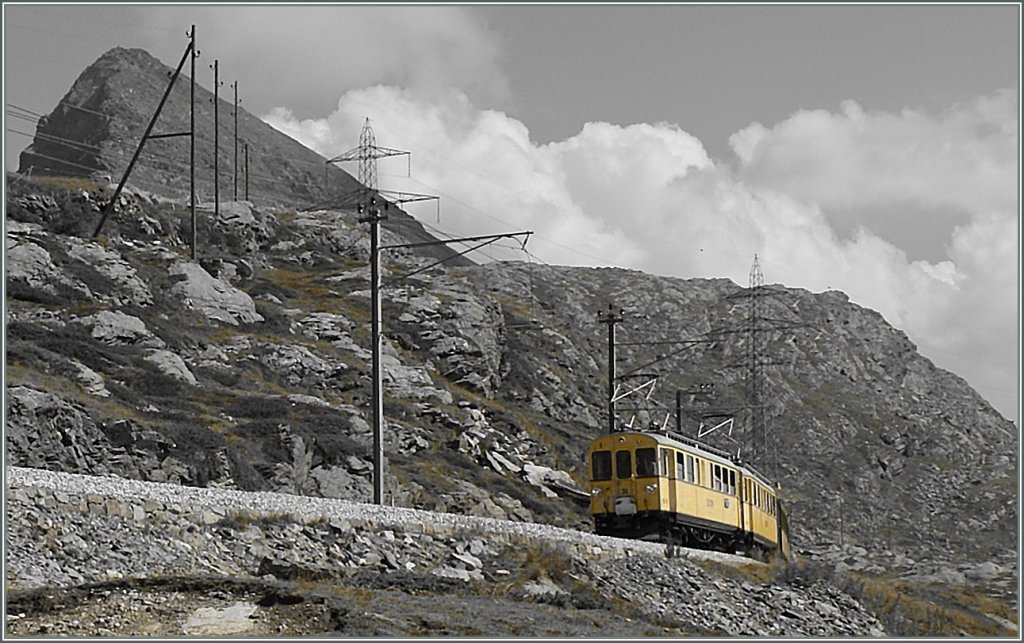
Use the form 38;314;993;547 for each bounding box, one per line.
591;451;612;481
676;452;686;480
729;470;736;495
686;455;695;483
711;464;722;492
660;448;671;477
636;448;657;478
695;459;702;486
615;450;632;479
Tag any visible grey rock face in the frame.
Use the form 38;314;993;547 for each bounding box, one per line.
258;343;347;389
64;239;153;306
5;387;152;478
6;239;92;299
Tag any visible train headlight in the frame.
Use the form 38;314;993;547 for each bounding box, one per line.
645;483;657;494
590;488;602;496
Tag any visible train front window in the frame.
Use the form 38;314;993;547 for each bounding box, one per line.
592;451;612;481
615;450;632;479
635;448;657;477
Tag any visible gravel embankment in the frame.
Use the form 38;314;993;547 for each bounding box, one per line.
5;466;888;637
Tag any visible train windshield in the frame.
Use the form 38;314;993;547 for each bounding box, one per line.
591;451;612;481
635;448;657;477
615;450;632;479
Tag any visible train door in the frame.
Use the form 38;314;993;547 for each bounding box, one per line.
612;448;636;516
661;448;677;516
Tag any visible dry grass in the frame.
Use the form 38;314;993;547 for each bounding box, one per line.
764;559;1017;637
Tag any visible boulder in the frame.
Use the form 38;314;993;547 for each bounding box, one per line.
63;359;110;397
142;349;198;385
168;260;263;325
75;310;164;348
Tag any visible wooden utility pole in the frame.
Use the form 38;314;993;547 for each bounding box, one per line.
211;59;221;218
232;80;239;201
598;303;625;434
189;25;197;259
244;143;249;200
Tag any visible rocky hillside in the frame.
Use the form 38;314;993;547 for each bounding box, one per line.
4;45;1019;636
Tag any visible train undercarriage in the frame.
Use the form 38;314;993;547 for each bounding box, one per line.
594;511;775;560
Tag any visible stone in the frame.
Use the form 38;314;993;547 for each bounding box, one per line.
168;260;263;325
183;602;257;636
64;359;110;397
142;349;197;385
76;310;164;348
452;552;483;570
432;566;471;582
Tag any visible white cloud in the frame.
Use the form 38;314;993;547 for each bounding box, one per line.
263;86;1019;425
729;92;1018;215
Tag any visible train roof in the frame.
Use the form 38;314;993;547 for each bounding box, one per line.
591;429;779;489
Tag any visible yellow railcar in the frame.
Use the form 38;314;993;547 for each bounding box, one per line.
587;430;790;559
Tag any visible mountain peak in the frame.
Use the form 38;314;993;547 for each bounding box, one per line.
19;45;357;208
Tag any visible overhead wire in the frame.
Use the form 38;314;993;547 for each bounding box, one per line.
383;171;610;265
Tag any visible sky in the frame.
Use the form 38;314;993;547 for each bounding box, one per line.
2;3;1020;427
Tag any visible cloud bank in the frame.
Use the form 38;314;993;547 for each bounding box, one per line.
265;86;1019;425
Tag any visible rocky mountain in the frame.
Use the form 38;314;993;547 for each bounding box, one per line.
17;46;470;266
4;46;1018;635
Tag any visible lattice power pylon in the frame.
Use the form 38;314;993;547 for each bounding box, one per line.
746;254;770;473
326;118;409;202
709;254;807;481
315;118;439;214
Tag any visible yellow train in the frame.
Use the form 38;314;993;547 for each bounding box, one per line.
587;430;791;560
